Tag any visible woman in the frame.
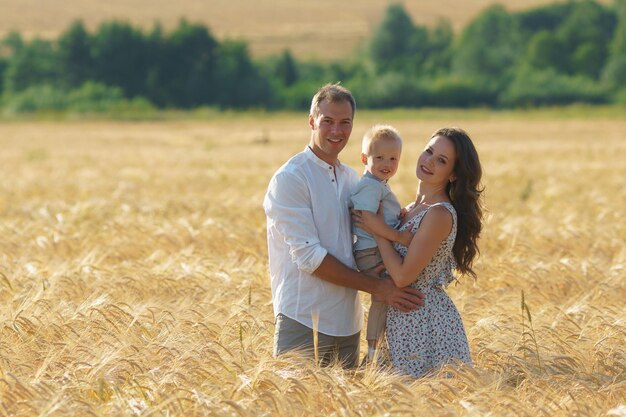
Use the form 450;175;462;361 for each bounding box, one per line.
354;127;483;377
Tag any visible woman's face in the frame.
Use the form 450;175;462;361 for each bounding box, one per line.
416;135;457;184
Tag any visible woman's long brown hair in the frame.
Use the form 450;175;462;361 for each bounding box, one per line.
433;127;484;278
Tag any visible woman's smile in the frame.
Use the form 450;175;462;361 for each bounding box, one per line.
419;165;433;175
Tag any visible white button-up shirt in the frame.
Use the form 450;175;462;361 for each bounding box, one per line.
263;146;363;336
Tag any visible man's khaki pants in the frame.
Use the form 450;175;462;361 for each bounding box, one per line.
273;314;360;368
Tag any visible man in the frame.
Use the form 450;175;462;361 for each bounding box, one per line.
263;83;424;368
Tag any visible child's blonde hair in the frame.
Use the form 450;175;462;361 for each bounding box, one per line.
361;124;403;155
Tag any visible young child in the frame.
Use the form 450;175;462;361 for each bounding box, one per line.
350;125;404;363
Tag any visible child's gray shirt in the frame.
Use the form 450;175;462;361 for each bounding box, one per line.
350;171;402;251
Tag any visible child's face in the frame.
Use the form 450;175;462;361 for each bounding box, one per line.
361;138;401;181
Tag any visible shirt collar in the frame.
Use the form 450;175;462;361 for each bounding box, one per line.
363;170;386;183
305;146;342;170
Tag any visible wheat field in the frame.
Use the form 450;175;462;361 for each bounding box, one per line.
0;0;610;59
0;110;624;416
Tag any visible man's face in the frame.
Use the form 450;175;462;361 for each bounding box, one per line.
309;99;354;165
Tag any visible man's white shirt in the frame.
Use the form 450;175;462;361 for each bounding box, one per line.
263;146;363;336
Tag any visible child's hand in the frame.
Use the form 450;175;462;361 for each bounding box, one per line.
352;209;382;235
398;207;408;219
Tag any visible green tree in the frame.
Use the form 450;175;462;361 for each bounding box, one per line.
502;66;607;106
370;4;417;70
91;21;151;97
421;19;454;76
370;4;415;60
215;40;272;108
1;31;24;55
0;58;7;94
603;0;626;89
274;50;298;87
347;71;427;108
147;20;218;107
555;0;616;77
370;4;451;75
452;5;521;87
57;20;94;88
4;38;59;92
525;30;567;71
516;2;575;35
572;42;605;77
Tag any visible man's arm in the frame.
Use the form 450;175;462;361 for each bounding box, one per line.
265;171;329;273
266;170;424;311
313;255;424;312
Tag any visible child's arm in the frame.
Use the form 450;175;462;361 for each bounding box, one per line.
354;209;414;246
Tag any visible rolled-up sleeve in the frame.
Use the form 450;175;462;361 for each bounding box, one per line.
264;171;328;274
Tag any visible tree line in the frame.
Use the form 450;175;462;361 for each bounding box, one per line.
1;0;625;113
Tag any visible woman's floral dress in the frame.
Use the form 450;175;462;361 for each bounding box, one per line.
386;202;472;377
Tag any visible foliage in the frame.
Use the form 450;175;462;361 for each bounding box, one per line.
3;38;59;93
277;80;327;111
421;19;454;76
0;0;624;111
2;84;66;112
215;40;273;108
0;57;7;93
67;81;154;112
614;86;626;104
273;50;299;87
1;82;155;114
501;67;608;106
90;21;152;98
347;72;427;108
370;5;453;77
426;76;498;107
146;20;218;108
516;1;575;34
525;30;567;71
452;5;522;89
370;4;421;71
57;20;94;88
602;0;626;88
554;0;616;77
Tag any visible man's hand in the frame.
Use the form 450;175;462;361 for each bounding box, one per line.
374;278;425;312
363;265;387;301
312;255;424;309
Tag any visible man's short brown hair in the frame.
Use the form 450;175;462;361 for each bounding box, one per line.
310;83;356;119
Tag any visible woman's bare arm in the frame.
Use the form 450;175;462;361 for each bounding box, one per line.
375;206;452;287
355;209;414;246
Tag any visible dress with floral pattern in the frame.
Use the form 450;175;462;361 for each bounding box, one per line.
386;202;471;377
